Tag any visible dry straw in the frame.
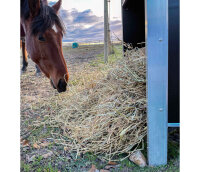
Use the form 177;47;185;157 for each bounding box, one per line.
34;46;147;161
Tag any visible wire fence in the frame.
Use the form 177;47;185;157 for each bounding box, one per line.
62;40;122;47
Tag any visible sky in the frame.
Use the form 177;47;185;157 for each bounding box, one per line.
48;0;122;42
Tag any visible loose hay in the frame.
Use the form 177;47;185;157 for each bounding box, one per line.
34;47;147;161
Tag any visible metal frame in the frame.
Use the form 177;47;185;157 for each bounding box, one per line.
146;0;168;166
168;123;180;127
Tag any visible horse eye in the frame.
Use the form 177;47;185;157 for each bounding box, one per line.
38;35;45;42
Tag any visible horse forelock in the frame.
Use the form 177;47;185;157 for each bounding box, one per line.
21;0;66;36
21;0;30;20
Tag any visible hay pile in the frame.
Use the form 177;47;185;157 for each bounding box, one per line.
40;47;147;161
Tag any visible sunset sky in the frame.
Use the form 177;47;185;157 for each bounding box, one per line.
48;0;122;42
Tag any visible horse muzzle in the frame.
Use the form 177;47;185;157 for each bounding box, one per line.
57;78;67;93
50;78;67;93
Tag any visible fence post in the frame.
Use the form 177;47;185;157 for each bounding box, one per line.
146;0;168;166
104;0;108;63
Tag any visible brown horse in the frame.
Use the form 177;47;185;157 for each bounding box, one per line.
21;0;69;92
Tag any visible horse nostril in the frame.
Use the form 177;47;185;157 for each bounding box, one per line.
57;79;67;92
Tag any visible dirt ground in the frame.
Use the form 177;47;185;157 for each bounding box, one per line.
20;44;179;172
63;45;104;66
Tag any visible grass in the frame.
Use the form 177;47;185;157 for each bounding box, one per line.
21;139;179;172
89;44;123;67
21;161;59;172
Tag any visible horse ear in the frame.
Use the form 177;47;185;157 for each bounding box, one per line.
28;0;41;17
52;0;62;14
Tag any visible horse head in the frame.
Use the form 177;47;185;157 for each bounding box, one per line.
21;0;69;92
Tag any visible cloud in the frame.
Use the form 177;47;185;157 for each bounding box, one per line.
48;1;122;42
72;9;102;24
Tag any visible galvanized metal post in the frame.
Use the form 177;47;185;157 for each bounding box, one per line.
146;0;168;166
104;0;108;63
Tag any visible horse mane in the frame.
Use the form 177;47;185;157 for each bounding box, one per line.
21;0;66;35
